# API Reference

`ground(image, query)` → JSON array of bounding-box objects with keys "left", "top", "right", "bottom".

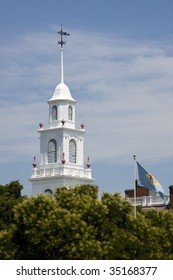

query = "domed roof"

[{"left": 48, "top": 82, "right": 75, "bottom": 102}]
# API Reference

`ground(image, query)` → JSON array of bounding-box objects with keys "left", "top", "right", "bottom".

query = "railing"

[
  {"left": 31, "top": 165, "right": 92, "bottom": 179},
  {"left": 126, "top": 195, "right": 170, "bottom": 207}
]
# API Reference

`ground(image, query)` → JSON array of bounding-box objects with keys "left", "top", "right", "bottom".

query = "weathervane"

[
  {"left": 57, "top": 25, "right": 70, "bottom": 83},
  {"left": 58, "top": 24, "right": 70, "bottom": 49}
]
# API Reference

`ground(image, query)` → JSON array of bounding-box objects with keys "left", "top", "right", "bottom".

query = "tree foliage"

[
  {"left": 0, "top": 182, "right": 173, "bottom": 259},
  {"left": 0, "top": 181, "right": 23, "bottom": 230}
]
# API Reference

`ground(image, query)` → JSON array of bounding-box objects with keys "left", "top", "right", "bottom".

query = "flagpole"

[{"left": 133, "top": 155, "right": 137, "bottom": 218}]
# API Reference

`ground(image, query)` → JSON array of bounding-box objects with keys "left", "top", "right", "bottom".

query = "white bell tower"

[{"left": 29, "top": 26, "right": 94, "bottom": 195}]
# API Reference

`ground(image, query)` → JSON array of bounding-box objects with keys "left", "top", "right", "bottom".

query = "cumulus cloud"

[{"left": 0, "top": 28, "right": 173, "bottom": 166}]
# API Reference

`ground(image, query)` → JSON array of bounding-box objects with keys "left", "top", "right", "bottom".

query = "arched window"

[
  {"left": 68, "top": 105, "right": 73, "bottom": 121},
  {"left": 69, "top": 139, "right": 77, "bottom": 163},
  {"left": 48, "top": 139, "right": 57, "bottom": 163},
  {"left": 44, "top": 189, "right": 53, "bottom": 195},
  {"left": 52, "top": 105, "right": 57, "bottom": 120}
]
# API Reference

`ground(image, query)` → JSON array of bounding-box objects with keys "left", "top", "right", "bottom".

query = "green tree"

[
  {"left": 5, "top": 194, "right": 102, "bottom": 259},
  {"left": 100, "top": 193, "right": 135, "bottom": 259},
  {"left": 143, "top": 209, "right": 173, "bottom": 259},
  {"left": 0, "top": 183, "right": 173, "bottom": 260},
  {"left": 0, "top": 181, "right": 23, "bottom": 230}
]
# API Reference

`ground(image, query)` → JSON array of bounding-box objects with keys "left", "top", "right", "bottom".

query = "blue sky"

[{"left": 0, "top": 0, "right": 173, "bottom": 196}]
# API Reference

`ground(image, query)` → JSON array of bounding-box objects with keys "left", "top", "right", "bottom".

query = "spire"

[
  {"left": 57, "top": 25, "right": 70, "bottom": 84},
  {"left": 49, "top": 26, "right": 74, "bottom": 102}
]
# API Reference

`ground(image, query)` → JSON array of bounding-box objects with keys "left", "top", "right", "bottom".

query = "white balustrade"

[{"left": 126, "top": 195, "right": 170, "bottom": 207}]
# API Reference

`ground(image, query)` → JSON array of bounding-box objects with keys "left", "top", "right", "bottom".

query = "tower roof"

[{"left": 48, "top": 82, "right": 75, "bottom": 102}]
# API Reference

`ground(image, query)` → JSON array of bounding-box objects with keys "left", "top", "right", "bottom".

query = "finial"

[
  {"left": 39, "top": 122, "right": 43, "bottom": 129},
  {"left": 62, "top": 152, "right": 66, "bottom": 164},
  {"left": 80, "top": 123, "right": 84, "bottom": 129},
  {"left": 86, "top": 157, "right": 91, "bottom": 169},
  {"left": 33, "top": 156, "right": 37, "bottom": 168},
  {"left": 61, "top": 119, "right": 65, "bottom": 126},
  {"left": 58, "top": 24, "right": 70, "bottom": 49}
]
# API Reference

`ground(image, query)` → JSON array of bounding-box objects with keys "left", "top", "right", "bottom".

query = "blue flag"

[{"left": 137, "top": 162, "right": 165, "bottom": 199}]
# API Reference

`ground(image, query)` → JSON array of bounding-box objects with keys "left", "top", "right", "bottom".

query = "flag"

[{"left": 137, "top": 161, "right": 165, "bottom": 199}]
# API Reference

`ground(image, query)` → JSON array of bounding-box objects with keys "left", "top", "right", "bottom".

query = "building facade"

[{"left": 29, "top": 27, "right": 94, "bottom": 195}]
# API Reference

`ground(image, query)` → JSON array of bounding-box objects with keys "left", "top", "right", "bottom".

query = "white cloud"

[{"left": 0, "top": 28, "right": 173, "bottom": 166}]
